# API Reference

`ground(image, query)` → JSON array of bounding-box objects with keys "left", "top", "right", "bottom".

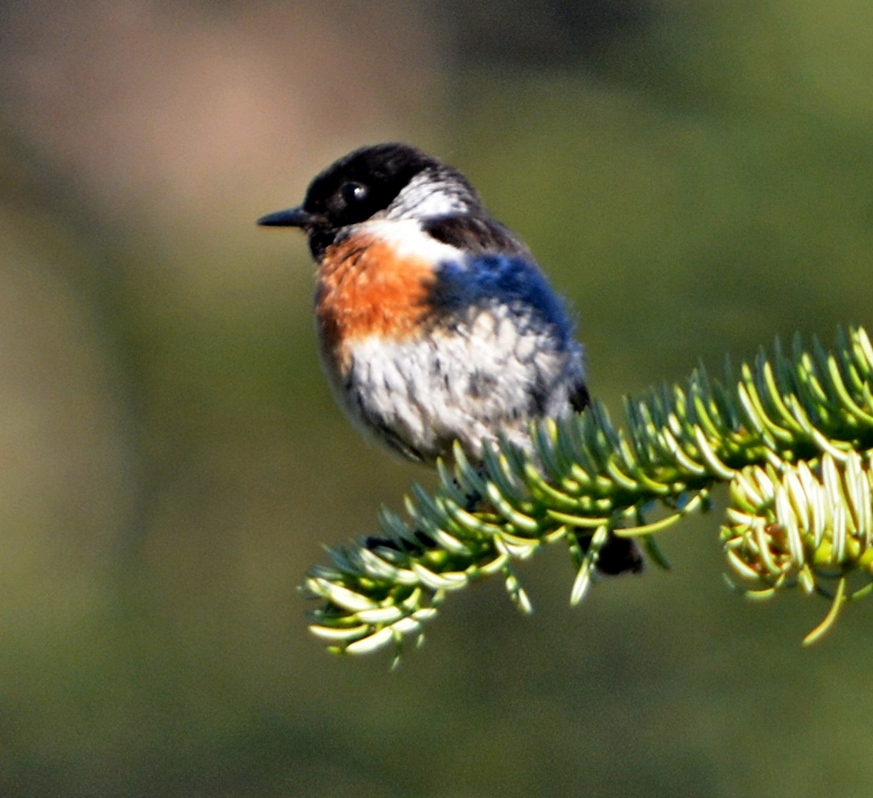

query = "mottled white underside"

[{"left": 327, "top": 303, "right": 585, "bottom": 463}]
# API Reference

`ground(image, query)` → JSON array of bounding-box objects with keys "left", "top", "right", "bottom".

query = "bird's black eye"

[{"left": 341, "top": 182, "right": 369, "bottom": 204}]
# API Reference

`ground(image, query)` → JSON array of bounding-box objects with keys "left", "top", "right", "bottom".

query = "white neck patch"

[
  {"left": 357, "top": 218, "right": 461, "bottom": 262},
  {"left": 383, "top": 171, "right": 478, "bottom": 221}
]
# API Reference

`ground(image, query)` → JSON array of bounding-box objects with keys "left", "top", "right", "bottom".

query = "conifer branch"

[{"left": 304, "top": 327, "right": 873, "bottom": 660}]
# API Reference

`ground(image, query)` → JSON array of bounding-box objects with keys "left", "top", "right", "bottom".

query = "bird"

[{"left": 258, "top": 142, "right": 642, "bottom": 574}]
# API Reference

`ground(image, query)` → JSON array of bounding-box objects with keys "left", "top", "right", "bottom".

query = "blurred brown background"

[{"left": 1, "top": 1, "right": 872, "bottom": 795}]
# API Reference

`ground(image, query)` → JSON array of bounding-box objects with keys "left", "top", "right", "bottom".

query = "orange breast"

[{"left": 314, "top": 234, "right": 436, "bottom": 369}]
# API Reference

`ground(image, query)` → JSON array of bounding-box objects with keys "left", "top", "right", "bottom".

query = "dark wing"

[
  {"left": 569, "top": 379, "right": 590, "bottom": 413},
  {"left": 423, "top": 215, "right": 533, "bottom": 259}
]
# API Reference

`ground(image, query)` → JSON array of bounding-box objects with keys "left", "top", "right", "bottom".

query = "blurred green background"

[{"left": 1, "top": 1, "right": 872, "bottom": 795}]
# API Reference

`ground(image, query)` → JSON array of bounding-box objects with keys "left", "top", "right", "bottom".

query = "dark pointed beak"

[{"left": 257, "top": 206, "right": 315, "bottom": 228}]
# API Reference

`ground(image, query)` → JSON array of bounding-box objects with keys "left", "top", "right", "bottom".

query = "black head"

[{"left": 257, "top": 143, "right": 480, "bottom": 259}]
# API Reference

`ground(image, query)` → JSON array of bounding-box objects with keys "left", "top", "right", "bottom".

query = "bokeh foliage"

[{"left": 1, "top": 1, "right": 873, "bottom": 796}]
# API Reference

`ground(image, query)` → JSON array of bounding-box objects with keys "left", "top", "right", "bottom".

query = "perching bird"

[{"left": 259, "top": 143, "right": 641, "bottom": 574}]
